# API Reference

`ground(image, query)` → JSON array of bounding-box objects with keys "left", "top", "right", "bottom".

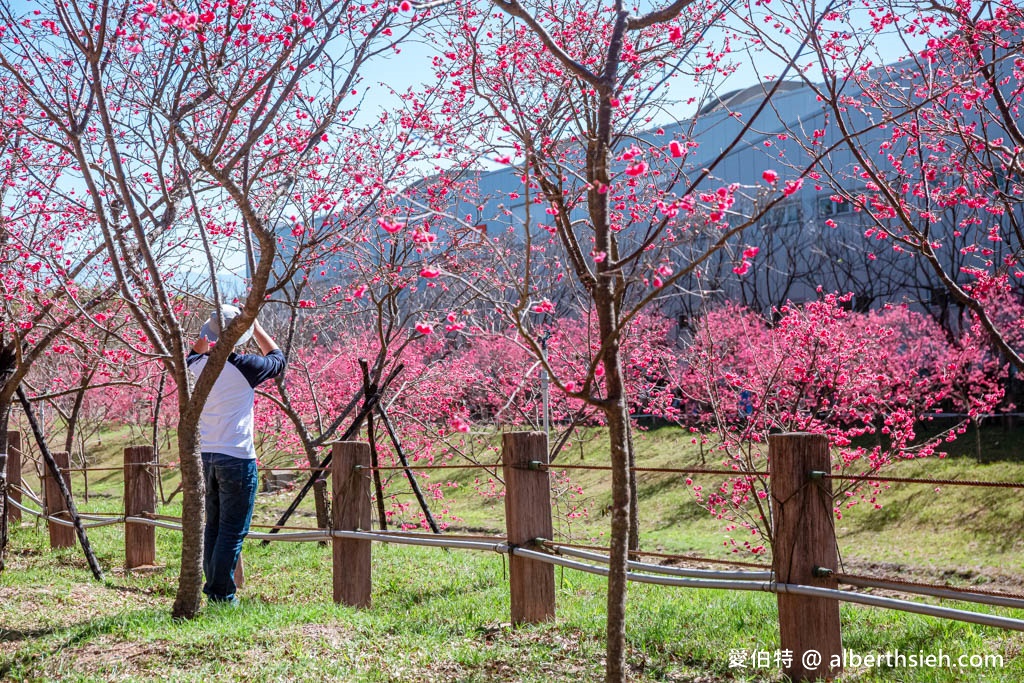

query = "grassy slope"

[
  {"left": 440, "top": 426, "right": 1024, "bottom": 575},
  {"left": 2, "top": 425, "right": 1024, "bottom": 681}
]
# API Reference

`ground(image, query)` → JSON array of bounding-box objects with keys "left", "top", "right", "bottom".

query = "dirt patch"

[
  {"left": 64, "top": 637, "right": 174, "bottom": 675},
  {"left": 0, "top": 580, "right": 164, "bottom": 637},
  {"left": 290, "top": 622, "right": 354, "bottom": 649}
]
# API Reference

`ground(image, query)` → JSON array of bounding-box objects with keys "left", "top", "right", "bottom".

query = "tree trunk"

[
  {"left": 0, "top": 397, "right": 10, "bottom": 573},
  {"left": 151, "top": 371, "right": 167, "bottom": 504},
  {"left": 973, "top": 416, "right": 983, "bottom": 461},
  {"left": 310, "top": 447, "right": 331, "bottom": 531},
  {"left": 625, "top": 419, "right": 639, "bottom": 551},
  {"left": 171, "top": 419, "right": 205, "bottom": 618},
  {"left": 63, "top": 369, "right": 92, "bottom": 454},
  {"left": 16, "top": 385, "right": 104, "bottom": 580},
  {"left": 603, "top": 390, "right": 632, "bottom": 682},
  {"left": 596, "top": 293, "right": 631, "bottom": 683}
]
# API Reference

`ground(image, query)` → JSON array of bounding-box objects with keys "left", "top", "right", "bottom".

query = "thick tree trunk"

[{"left": 171, "top": 419, "right": 205, "bottom": 618}]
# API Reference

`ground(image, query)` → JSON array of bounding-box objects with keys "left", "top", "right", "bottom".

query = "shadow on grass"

[
  {"left": 840, "top": 474, "right": 1024, "bottom": 550},
  {"left": 0, "top": 608, "right": 166, "bottom": 679},
  {"left": 636, "top": 475, "right": 714, "bottom": 527},
  {"left": 0, "top": 625, "right": 64, "bottom": 643},
  {"left": 377, "top": 570, "right": 500, "bottom": 612}
]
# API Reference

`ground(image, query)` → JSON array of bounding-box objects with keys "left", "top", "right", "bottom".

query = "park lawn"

[{"left": 2, "top": 425, "right": 1024, "bottom": 681}]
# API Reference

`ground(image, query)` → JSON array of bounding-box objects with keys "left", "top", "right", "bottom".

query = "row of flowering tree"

[
  {"left": 0, "top": 0, "right": 434, "bottom": 617},
  {"left": 1, "top": 0, "right": 1021, "bottom": 680},
  {"left": 62, "top": 297, "right": 1007, "bottom": 541},
  {"left": 651, "top": 294, "right": 1005, "bottom": 553}
]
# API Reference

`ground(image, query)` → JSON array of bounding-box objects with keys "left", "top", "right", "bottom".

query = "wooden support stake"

[
  {"left": 770, "top": 433, "right": 842, "bottom": 681},
  {"left": 264, "top": 361, "right": 403, "bottom": 541},
  {"left": 331, "top": 441, "right": 371, "bottom": 607},
  {"left": 502, "top": 431, "right": 555, "bottom": 625},
  {"left": 6, "top": 431, "right": 20, "bottom": 525},
  {"left": 124, "top": 445, "right": 157, "bottom": 568},
  {"left": 43, "top": 450, "right": 75, "bottom": 549}
]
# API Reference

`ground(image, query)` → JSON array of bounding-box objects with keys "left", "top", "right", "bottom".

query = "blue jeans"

[{"left": 202, "top": 452, "right": 258, "bottom": 602}]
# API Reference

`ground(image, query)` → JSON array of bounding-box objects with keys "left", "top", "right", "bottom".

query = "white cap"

[{"left": 199, "top": 304, "right": 254, "bottom": 347}]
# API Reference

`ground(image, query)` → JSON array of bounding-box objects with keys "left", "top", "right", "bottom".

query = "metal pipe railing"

[{"left": 547, "top": 543, "right": 773, "bottom": 580}]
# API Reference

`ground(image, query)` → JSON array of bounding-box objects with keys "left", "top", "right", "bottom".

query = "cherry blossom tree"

[
  {"left": 0, "top": 0, "right": 423, "bottom": 617},
  {"left": 249, "top": 95, "right": 492, "bottom": 528},
  {"left": 658, "top": 295, "right": 1003, "bottom": 552},
  {"left": 412, "top": 0, "right": 868, "bottom": 675},
  {"left": 0, "top": 99, "right": 116, "bottom": 570},
  {"left": 768, "top": 0, "right": 1024, "bottom": 362}
]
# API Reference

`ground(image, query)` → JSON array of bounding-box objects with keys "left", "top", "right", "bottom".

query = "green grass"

[{"left": 3, "top": 425, "right": 1024, "bottom": 680}]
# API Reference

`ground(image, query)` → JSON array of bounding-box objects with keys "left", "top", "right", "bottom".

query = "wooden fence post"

[
  {"left": 502, "top": 431, "right": 555, "bottom": 625},
  {"left": 42, "top": 450, "right": 75, "bottom": 549},
  {"left": 331, "top": 441, "right": 371, "bottom": 607},
  {"left": 5, "top": 431, "right": 20, "bottom": 525},
  {"left": 770, "top": 433, "right": 842, "bottom": 681},
  {"left": 124, "top": 445, "right": 157, "bottom": 568}
]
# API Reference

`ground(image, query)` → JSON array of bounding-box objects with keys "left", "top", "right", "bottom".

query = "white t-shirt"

[{"left": 187, "top": 349, "right": 286, "bottom": 459}]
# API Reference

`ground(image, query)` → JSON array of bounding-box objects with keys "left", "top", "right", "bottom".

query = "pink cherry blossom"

[
  {"left": 624, "top": 161, "right": 647, "bottom": 177},
  {"left": 782, "top": 178, "right": 803, "bottom": 197},
  {"left": 377, "top": 217, "right": 404, "bottom": 233},
  {"left": 532, "top": 300, "right": 555, "bottom": 314}
]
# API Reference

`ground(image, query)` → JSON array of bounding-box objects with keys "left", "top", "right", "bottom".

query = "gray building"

[{"left": 452, "top": 59, "right": 1021, "bottom": 330}]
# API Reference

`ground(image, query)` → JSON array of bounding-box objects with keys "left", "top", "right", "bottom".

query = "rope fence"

[
  {"left": 24, "top": 454, "right": 1024, "bottom": 490},
  {"left": 13, "top": 488, "right": 1024, "bottom": 632},
  {"left": 4, "top": 431, "right": 1024, "bottom": 680},
  {"left": 814, "top": 471, "right": 1024, "bottom": 489}
]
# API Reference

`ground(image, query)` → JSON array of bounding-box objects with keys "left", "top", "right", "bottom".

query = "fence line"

[
  {"left": 538, "top": 463, "right": 771, "bottom": 476},
  {"left": 538, "top": 539, "right": 771, "bottom": 569},
  {"left": 815, "top": 471, "right": 1024, "bottom": 489},
  {"left": 5, "top": 432, "right": 1024, "bottom": 682},
  {"left": 771, "top": 582, "right": 1024, "bottom": 633},
  {"left": 31, "top": 458, "right": 1024, "bottom": 489},
  {"left": 511, "top": 547, "right": 1024, "bottom": 633},
  {"left": 834, "top": 572, "right": 1024, "bottom": 610},
  {"left": 544, "top": 543, "right": 773, "bottom": 580},
  {"left": 13, "top": 490, "right": 1024, "bottom": 615}
]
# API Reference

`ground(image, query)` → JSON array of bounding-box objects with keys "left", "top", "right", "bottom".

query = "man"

[{"left": 188, "top": 305, "right": 286, "bottom": 605}]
